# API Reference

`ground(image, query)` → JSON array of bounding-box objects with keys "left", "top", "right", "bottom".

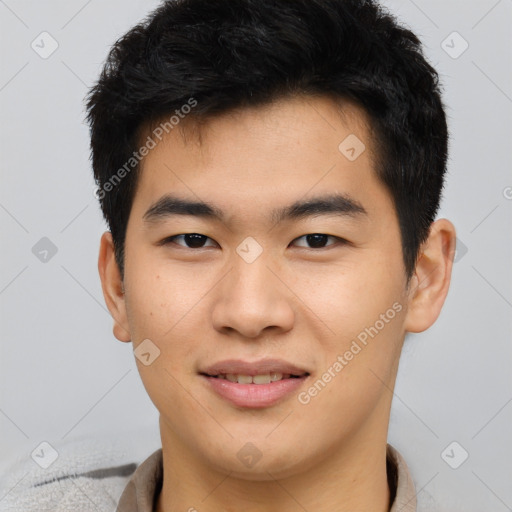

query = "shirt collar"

[
  {"left": 117, "top": 444, "right": 416, "bottom": 511},
  {"left": 387, "top": 444, "right": 417, "bottom": 511}
]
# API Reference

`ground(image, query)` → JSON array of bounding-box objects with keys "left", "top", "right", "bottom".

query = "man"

[
  {"left": 90, "top": 0, "right": 457, "bottom": 510},
  {"left": 2, "top": 0, "right": 456, "bottom": 510}
]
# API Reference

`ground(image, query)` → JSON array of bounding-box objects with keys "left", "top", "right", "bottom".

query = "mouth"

[
  {"left": 199, "top": 359, "right": 310, "bottom": 408},
  {"left": 200, "top": 372, "right": 307, "bottom": 384}
]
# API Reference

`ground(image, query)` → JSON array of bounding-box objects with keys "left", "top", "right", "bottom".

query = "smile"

[{"left": 199, "top": 358, "right": 310, "bottom": 408}]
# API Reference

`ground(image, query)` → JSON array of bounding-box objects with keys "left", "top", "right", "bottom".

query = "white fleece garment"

[{"left": 0, "top": 430, "right": 160, "bottom": 512}]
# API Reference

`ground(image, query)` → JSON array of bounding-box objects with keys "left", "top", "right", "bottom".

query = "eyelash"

[{"left": 159, "top": 233, "right": 346, "bottom": 250}]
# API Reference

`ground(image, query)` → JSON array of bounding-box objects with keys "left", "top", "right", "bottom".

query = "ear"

[
  {"left": 404, "top": 219, "right": 456, "bottom": 333},
  {"left": 98, "top": 231, "right": 131, "bottom": 342}
]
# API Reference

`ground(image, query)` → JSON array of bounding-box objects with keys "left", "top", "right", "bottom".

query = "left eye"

[{"left": 291, "top": 234, "right": 340, "bottom": 249}]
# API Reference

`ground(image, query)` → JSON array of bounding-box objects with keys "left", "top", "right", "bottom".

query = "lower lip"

[{"left": 201, "top": 375, "right": 308, "bottom": 408}]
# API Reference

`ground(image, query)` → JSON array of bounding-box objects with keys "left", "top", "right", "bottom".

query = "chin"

[{"left": 203, "top": 444, "right": 311, "bottom": 481}]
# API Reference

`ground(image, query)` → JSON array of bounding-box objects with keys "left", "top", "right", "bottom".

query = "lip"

[
  {"left": 200, "top": 358, "right": 309, "bottom": 377},
  {"left": 201, "top": 374, "right": 309, "bottom": 408},
  {"left": 199, "top": 358, "right": 310, "bottom": 409}
]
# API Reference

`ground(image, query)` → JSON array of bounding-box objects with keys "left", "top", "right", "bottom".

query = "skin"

[{"left": 98, "top": 95, "right": 456, "bottom": 512}]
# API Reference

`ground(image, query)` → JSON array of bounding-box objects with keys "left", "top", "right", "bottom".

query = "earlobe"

[
  {"left": 404, "top": 219, "right": 456, "bottom": 333},
  {"left": 98, "top": 232, "right": 131, "bottom": 343}
]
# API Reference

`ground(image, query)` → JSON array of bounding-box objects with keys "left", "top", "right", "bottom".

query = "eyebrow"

[{"left": 143, "top": 193, "right": 367, "bottom": 225}]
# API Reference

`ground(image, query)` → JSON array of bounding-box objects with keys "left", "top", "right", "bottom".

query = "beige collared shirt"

[{"left": 116, "top": 444, "right": 417, "bottom": 511}]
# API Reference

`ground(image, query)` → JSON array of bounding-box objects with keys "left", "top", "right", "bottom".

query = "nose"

[{"left": 211, "top": 256, "right": 295, "bottom": 339}]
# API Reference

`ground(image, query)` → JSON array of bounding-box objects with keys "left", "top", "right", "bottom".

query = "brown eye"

[
  {"left": 292, "top": 234, "right": 341, "bottom": 249},
  {"left": 161, "top": 233, "right": 217, "bottom": 248}
]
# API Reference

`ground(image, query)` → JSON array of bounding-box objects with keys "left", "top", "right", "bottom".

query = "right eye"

[{"left": 159, "top": 233, "right": 218, "bottom": 249}]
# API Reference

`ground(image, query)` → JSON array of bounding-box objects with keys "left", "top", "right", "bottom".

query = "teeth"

[
  {"left": 253, "top": 374, "right": 271, "bottom": 384},
  {"left": 237, "top": 375, "right": 253, "bottom": 384},
  {"left": 218, "top": 372, "right": 286, "bottom": 384}
]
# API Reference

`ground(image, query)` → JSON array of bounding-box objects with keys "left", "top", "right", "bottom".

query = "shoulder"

[{"left": 0, "top": 432, "right": 159, "bottom": 512}]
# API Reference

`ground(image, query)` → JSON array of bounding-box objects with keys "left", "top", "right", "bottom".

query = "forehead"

[{"left": 131, "top": 95, "right": 393, "bottom": 224}]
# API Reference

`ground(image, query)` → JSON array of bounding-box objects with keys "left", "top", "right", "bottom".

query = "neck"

[{"left": 156, "top": 422, "right": 391, "bottom": 512}]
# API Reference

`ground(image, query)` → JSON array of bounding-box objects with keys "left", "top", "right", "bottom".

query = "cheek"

[
  {"left": 123, "top": 257, "right": 213, "bottom": 389},
  {"left": 290, "top": 255, "right": 407, "bottom": 412},
  {"left": 292, "top": 256, "right": 405, "bottom": 336},
  {"left": 124, "top": 250, "right": 203, "bottom": 337},
  {"left": 295, "top": 304, "right": 406, "bottom": 442}
]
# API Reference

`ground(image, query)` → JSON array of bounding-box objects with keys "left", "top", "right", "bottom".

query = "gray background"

[{"left": 1, "top": 0, "right": 511, "bottom": 510}]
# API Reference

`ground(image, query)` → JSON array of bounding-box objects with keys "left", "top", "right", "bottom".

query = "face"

[{"left": 100, "top": 95, "right": 438, "bottom": 480}]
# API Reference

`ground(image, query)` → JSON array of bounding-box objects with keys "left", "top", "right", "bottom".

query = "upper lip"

[{"left": 200, "top": 358, "right": 310, "bottom": 377}]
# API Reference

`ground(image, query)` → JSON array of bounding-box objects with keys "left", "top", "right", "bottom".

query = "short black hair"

[{"left": 86, "top": 0, "right": 448, "bottom": 280}]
